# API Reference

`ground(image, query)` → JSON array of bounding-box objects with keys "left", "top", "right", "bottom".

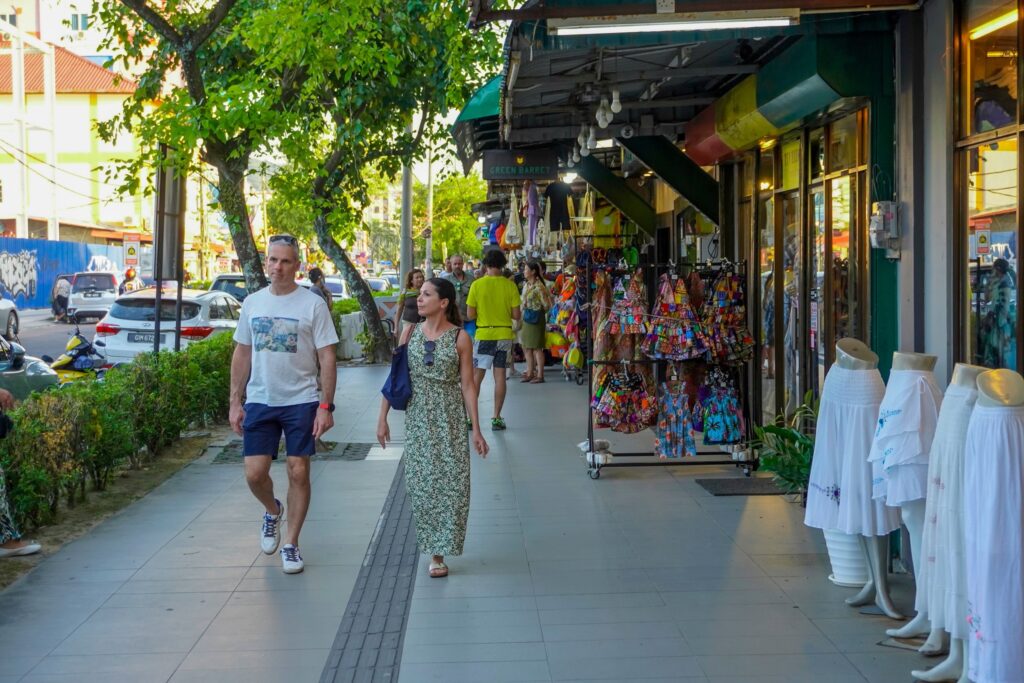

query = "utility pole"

[
  {"left": 198, "top": 178, "right": 208, "bottom": 280},
  {"left": 425, "top": 144, "right": 434, "bottom": 277},
  {"left": 399, "top": 123, "right": 414, "bottom": 276}
]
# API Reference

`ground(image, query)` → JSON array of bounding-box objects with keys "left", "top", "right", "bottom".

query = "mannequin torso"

[
  {"left": 951, "top": 363, "right": 988, "bottom": 390},
  {"left": 977, "top": 369, "right": 1024, "bottom": 407},
  {"left": 836, "top": 338, "right": 878, "bottom": 370},
  {"left": 892, "top": 351, "right": 937, "bottom": 372}
]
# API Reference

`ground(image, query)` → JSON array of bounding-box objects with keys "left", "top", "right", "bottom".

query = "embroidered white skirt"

[
  {"left": 964, "top": 404, "right": 1024, "bottom": 683},
  {"left": 869, "top": 369, "right": 943, "bottom": 506},
  {"left": 807, "top": 365, "right": 900, "bottom": 536},
  {"left": 915, "top": 384, "right": 977, "bottom": 639}
]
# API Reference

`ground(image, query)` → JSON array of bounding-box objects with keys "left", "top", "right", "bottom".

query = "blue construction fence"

[{"left": 0, "top": 237, "right": 140, "bottom": 309}]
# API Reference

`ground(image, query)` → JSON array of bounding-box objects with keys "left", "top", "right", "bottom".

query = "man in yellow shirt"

[{"left": 466, "top": 249, "right": 522, "bottom": 431}]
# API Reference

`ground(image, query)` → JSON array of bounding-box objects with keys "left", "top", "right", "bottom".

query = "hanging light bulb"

[
  {"left": 597, "top": 98, "right": 611, "bottom": 129},
  {"left": 610, "top": 89, "right": 622, "bottom": 114},
  {"left": 577, "top": 124, "right": 587, "bottom": 147},
  {"left": 587, "top": 125, "right": 598, "bottom": 149},
  {"left": 572, "top": 145, "right": 581, "bottom": 163},
  {"left": 580, "top": 145, "right": 591, "bottom": 157}
]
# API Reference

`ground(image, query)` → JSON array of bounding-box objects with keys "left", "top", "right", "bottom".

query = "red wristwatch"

[{"left": 319, "top": 402, "right": 335, "bottom": 412}]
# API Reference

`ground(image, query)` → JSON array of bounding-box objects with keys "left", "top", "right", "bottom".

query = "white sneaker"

[
  {"left": 0, "top": 542, "right": 41, "bottom": 558},
  {"left": 260, "top": 499, "right": 283, "bottom": 554},
  {"left": 280, "top": 544, "right": 304, "bottom": 574}
]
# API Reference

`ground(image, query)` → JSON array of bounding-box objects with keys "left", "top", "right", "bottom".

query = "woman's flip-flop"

[{"left": 428, "top": 562, "right": 448, "bottom": 578}]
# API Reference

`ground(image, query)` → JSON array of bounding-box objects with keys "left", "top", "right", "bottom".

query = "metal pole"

[
  {"left": 425, "top": 145, "right": 434, "bottom": 277},
  {"left": 44, "top": 48, "right": 58, "bottom": 240},
  {"left": 12, "top": 31, "right": 28, "bottom": 238},
  {"left": 174, "top": 173, "right": 186, "bottom": 352},
  {"left": 153, "top": 147, "right": 167, "bottom": 355},
  {"left": 399, "top": 124, "right": 414, "bottom": 277}
]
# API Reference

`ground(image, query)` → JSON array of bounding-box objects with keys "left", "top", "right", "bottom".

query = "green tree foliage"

[
  {"left": 413, "top": 171, "right": 486, "bottom": 262},
  {"left": 93, "top": 0, "right": 307, "bottom": 292},
  {"left": 365, "top": 218, "right": 401, "bottom": 267},
  {"left": 243, "top": 0, "right": 500, "bottom": 359}
]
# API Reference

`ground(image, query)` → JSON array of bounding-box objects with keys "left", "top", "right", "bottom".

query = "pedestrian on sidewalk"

[
  {"left": 440, "top": 255, "right": 475, "bottom": 337},
  {"left": 394, "top": 268, "right": 425, "bottom": 342},
  {"left": 229, "top": 235, "right": 339, "bottom": 574},
  {"left": 520, "top": 260, "right": 553, "bottom": 384},
  {"left": 0, "top": 388, "right": 41, "bottom": 559},
  {"left": 466, "top": 250, "right": 522, "bottom": 431},
  {"left": 308, "top": 267, "right": 333, "bottom": 309},
  {"left": 377, "top": 278, "right": 488, "bottom": 578}
]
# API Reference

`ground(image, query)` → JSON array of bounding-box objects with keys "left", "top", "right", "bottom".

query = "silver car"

[{"left": 68, "top": 272, "right": 119, "bottom": 322}]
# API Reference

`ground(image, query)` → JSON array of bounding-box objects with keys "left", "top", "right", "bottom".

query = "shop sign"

[
  {"left": 977, "top": 227, "right": 991, "bottom": 255},
  {"left": 124, "top": 234, "right": 140, "bottom": 266},
  {"left": 482, "top": 149, "right": 558, "bottom": 180}
]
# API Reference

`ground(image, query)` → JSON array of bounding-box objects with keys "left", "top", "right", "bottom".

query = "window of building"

[
  {"left": 0, "top": 179, "right": 4, "bottom": 203},
  {"left": 70, "top": 14, "right": 90, "bottom": 31},
  {"left": 961, "top": 1, "right": 1017, "bottom": 137},
  {"left": 5, "top": 14, "right": 16, "bottom": 26}
]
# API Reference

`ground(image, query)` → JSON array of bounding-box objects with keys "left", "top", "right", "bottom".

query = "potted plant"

[{"left": 752, "top": 390, "right": 818, "bottom": 500}]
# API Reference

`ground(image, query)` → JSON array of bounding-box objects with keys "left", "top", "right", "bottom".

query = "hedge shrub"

[{"left": 0, "top": 332, "right": 234, "bottom": 530}]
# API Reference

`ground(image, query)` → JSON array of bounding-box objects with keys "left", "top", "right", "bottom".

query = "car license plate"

[
  {"left": 128, "top": 333, "right": 163, "bottom": 344},
  {"left": 84, "top": 292, "right": 101, "bottom": 298}
]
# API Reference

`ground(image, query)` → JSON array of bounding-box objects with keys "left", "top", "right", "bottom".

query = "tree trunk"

[
  {"left": 212, "top": 159, "right": 268, "bottom": 293},
  {"left": 313, "top": 212, "right": 392, "bottom": 362}
]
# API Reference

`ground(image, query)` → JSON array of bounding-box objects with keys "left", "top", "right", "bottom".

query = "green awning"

[
  {"left": 453, "top": 75, "right": 502, "bottom": 174},
  {"left": 455, "top": 75, "right": 501, "bottom": 123}
]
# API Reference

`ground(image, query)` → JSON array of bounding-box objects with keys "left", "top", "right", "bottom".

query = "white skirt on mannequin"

[
  {"left": 916, "top": 383, "right": 977, "bottom": 639},
  {"left": 869, "top": 369, "right": 943, "bottom": 506},
  {"left": 810, "top": 365, "right": 900, "bottom": 536},
  {"left": 964, "top": 404, "right": 1024, "bottom": 683}
]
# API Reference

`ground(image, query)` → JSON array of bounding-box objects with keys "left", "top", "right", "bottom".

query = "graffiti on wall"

[
  {"left": 0, "top": 250, "right": 38, "bottom": 301},
  {"left": 0, "top": 238, "right": 126, "bottom": 309}
]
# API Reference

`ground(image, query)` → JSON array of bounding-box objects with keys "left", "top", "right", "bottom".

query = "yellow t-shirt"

[{"left": 466, "top": 275, "right": 521, "bottom": 341}]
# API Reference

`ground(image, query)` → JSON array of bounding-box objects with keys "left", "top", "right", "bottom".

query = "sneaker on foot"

[
  {"left": 260, "top": 499, "right": 283, "bottom": 554},
  {"left": 491, "top": 417, "right": 507, "bottom": 431},
  {"left": 281, "top": 544, "right": 304, "bottom": 574}
]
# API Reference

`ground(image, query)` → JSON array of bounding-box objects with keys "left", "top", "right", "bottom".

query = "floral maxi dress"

[{"left": 404, "top": 325, "right": 471, "bottom": 556}]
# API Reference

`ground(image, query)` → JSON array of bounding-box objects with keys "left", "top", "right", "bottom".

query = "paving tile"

[
  {"left": 546, "top": 655, "right": 704, "bottom": 681},
  {"left": 0, "top": 655, "right": 42, "bottom": 677},
  {"left": 401, "top": 642, "right": 548, "bottom": 664},
  {"left": 538, "top": 605, "right": 678, "bottom": 625},
  {"left": 535, "top": 592, "right": 666, "bottom": 610},
  {"left": 407, "top": 608, "right": 540, "bottom": 630},
  {"left": 20, "top": 673, "right": 173, "bottom": 683},
  {"left": 398, "top": 660, "right": 551, "bottom": 682},
  {"left": 410, "top": 595, "right": 538, "bottom": 613},
  {"left": 845, "top": 651, "right": 932, "bottom": 683},
  {"left": 685, "top": 633, "right": 837, "bottom": 656},
  {"left": 177, "top": 648, "right": 330, "bottom": 670},
  {"left": 402, "top": 624, "right": 543, "bottom": 646},
  {"left": 28, "top": 652, "right": 186, "bottom": 676},
  {"left": 169, "top": 667, "right": 323, "bottom": 683},
  {"left": 696, "top": 653, "right": 862, "bottom": 678},
  {"left": 541, "top": 621, "right": 681, "bottom": 642},
  {"left": 192, "top": 614, "right": 341, "bottom": 651},
  {"left": 544, "top": 637, "right": 691, "bottom": 660}
]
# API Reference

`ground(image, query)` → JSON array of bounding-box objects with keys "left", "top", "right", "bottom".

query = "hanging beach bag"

[
  {"left": 381, "top": 344, "right": 412, "bottom": 410},
  {"left": 504, "top": 192, "right": 525, "bottom": 249}
]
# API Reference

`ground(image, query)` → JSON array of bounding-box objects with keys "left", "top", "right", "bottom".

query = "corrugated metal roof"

[{"left": 0, "top": 44, "right": 136, "bottom": 94}]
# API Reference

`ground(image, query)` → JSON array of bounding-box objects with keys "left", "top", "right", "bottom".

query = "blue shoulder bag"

[{"left": 381, "top": 344, "right": 412, "bottom": 410}]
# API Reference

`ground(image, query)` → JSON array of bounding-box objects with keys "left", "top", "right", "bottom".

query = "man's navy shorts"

[{"left": 242, "top": 401, "right": 319, "bottom": 458}]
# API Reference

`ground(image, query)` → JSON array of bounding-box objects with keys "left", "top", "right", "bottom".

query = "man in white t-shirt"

[{"left": 230, "top": 235, "right": 339, "bottom": 574}]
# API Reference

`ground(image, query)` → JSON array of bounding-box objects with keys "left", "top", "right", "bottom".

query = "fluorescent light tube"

[
  {"left": 552, "top": 17, "right": 795, "bottom": 36},
  {"left": 970, "top": 10, "right": 1017, "bottom": 41}
]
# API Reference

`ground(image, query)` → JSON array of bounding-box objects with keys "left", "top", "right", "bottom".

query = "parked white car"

[
  {"left": 298, "top": 276, "right": 350, "bottom": 299},
  {"left": 68, "top": 272, "right": 119, "bottom": 322},
  {"left": 93, "top": 289, "right": 241, "bottom": 364}
]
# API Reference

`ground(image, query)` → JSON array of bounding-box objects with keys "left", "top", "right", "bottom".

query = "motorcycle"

[{"left": 41, "top": 325, "right": 108, "bottom": 384}]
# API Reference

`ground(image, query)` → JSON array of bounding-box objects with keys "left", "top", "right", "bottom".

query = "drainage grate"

[
  {"left": 211, "top": 440, "right": 372, "bottom": 464},
  {"left": 320, "top": 459, "right": 418, "bottom": 683}
]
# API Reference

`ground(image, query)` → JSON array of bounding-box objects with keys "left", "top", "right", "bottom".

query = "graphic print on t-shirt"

[{"left": 251, "top": 316, "right": 299, "bottom": 353}]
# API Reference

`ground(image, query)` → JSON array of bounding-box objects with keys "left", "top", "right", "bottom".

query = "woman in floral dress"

[{"left": 377, "top": 278, "right": 488, "bottom": 578}]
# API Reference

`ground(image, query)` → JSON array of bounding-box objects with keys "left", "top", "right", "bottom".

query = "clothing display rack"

[{"left": 582, "top": 258, "right": 759, "bottom": 480}]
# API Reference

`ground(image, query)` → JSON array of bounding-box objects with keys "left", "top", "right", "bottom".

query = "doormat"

[
  {"left": 211, "top": 439, "right": 373, "bottom": 464},
  {"left": 696, "top": 477, "right": 784, "bottom": 496}
]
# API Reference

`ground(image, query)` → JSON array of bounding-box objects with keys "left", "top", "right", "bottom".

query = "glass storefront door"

[{"left": 750, "top": 111, "right": 868, "bottom": 424}]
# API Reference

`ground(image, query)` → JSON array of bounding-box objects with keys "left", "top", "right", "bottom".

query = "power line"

[
  {"left": 0, "top": 137, "right": 106, "bottom": 200},
  {"left": 0, "top": 137, "right": 102, "bottom": 183}
]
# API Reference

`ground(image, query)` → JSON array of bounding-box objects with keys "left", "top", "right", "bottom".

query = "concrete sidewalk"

[{"left": 0, "top": 365, "right": 931, "bottom": 682}]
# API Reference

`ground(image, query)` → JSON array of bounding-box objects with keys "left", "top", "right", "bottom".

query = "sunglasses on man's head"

[
  {"left": 269, "top": 235, "right": 298, "bottom": 246},
  {"left": 423, "top": 340, "right": 436, "bottom": 367}
]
